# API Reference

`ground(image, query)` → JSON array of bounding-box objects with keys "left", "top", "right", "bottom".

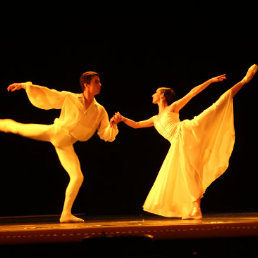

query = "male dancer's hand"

[{"left": 7, "top": 82, "right": 30, "bottom": 92}]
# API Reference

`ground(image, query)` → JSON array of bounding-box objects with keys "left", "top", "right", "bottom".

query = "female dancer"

[{"left": 112, "top": 64, "right": 257, "bottom": 219}]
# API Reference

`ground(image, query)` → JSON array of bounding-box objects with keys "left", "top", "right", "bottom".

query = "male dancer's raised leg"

[{"left": 0, "top": 119, "right": 52, "bottom": 141}]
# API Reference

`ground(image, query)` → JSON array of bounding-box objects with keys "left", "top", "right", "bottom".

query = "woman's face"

[{"left": 152, "top": 89, "right": 163, "bottom": 104}]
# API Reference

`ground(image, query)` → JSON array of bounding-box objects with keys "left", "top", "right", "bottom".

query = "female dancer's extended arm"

[
  {"left": 111, "top": 113, "right": 154, "bottom": 129},
  {"left": 171, "top": 74, "right": 226, "bottom": 113},
  {"left": 172, "top": 64, "right": 258, "bottom": 111}
]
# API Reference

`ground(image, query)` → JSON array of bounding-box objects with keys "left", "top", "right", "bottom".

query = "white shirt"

[{"left": 24, "top": 82, "right": 118, "bottom": 142}]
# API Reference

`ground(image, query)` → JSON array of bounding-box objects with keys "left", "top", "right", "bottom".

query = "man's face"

[{"left": 84, "top": 76, "right": 102, "bottom": 95}]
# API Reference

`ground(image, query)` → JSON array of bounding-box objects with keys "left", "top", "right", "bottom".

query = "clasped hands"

[{"left": 110, "top": 112, "right": 123, "bottom": 127}]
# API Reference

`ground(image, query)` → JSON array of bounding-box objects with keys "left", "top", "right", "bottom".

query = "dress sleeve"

[
  {"left": 97, "top": 108, "right": 119, "bottom": 142},
  {"left": 24, "top": 82, "right": 71, "bottom": 110}
]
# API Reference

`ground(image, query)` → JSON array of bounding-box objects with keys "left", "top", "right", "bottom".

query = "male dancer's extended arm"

[{"left": 8, "top": 81, "right": 70, "bottom": 110}]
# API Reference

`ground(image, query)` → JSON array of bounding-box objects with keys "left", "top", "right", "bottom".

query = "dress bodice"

[{"left": 154, "top": 110, "right": 180, "bottom": 142}]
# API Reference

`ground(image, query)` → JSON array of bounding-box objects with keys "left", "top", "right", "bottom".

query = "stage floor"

[
  {"left": 0, "top": 212, "right": 258, "bottom": 245},
  {"left": 1, "top": 213, "right": 258, "bottom": 257}
]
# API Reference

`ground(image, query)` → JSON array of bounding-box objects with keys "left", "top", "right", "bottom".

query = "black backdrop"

[{"left": 0, "top": 4, "right": 257, "bottom": 217}]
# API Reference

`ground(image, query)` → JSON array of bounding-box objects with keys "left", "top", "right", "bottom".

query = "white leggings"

[{"left": 0, "top": 119, "right": 84, "bottom": 216}]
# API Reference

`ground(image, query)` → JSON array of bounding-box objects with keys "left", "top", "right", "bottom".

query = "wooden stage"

[{"left": 0, "top": 212, "right": 258, "bottom": 257}]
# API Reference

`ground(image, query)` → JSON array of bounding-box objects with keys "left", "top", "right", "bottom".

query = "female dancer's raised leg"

[
  {"left": 231, "top": 64, "right": 258, "bottom": 97},
  {"left": 188, "top": 64, "right": 258, "bottom": 220}
]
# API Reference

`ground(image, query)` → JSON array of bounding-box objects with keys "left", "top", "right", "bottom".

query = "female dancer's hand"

[
  {"left": 7, "top": 82, "right": 27, "bottom": 92},
  {"left": 210, "top": 74, "right": 227, "bottom": 83},
  {"left": 110, "top": 112, "right": 123, "bottom": 127}
]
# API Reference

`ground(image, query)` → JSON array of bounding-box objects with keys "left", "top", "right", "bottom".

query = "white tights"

[{"left": 0, "top": 119, "right": 84, "bottom": 221}]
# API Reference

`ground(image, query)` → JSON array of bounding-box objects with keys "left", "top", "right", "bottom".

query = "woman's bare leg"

[
  {"left": 231, "top": 64, "right": 257, "bottom": 97},
  {"left": 55, "top": 145, "right": 84, "bottom": 223}
]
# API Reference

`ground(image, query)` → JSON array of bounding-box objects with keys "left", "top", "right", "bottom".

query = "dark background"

[{"left": 0, "top": 3, "right": 257, "bottom": 218}]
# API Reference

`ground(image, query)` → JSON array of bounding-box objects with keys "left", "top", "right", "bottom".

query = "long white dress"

[{"left": 143, "top": 89, "right": 235, "bottom": 218}]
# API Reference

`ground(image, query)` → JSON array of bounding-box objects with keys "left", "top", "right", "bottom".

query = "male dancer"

[{"left": 1, "top": 71, "right": 119, "bottom": 223}]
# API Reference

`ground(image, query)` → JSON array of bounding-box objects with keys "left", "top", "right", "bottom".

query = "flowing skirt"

[{"left": 143, "top": 89, "right": 235, "bottom": 218}]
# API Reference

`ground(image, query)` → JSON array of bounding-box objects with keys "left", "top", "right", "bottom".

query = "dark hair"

[
  {"left": 79, "top": 71, "right": 99, "bottom": 91},
  {"left": 158, "top": 87, "right": 176, "bottom": 105}
]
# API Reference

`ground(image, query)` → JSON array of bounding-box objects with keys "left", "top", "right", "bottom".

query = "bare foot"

[
  {"left": 60, "top": 214, "right": 84, "bottom": 223},
  {"left": 242, "top": 64, "right": 258, "bottom": 83}
]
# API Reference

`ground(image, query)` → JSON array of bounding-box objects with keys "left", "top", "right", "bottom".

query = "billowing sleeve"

[
  {"left": 97, "top": 108, "right": 119, "bottom": 142},
  {"left": 24, "top": 82, "right": 71, "bottom": 110}
]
